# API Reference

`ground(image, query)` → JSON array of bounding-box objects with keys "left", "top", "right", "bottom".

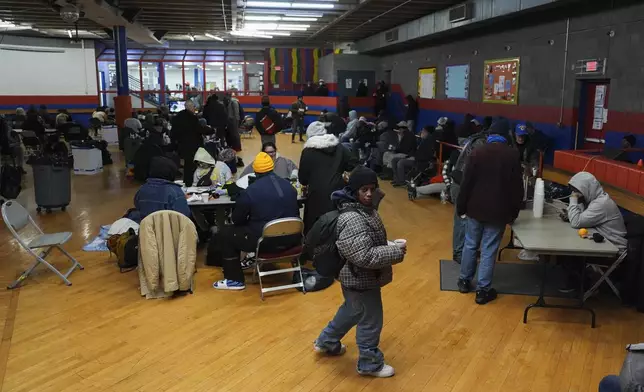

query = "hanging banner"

[
  {"left": 483, "top": 58, "right": 520, "bottom": 105},
  {"left": 418, "top": 67, "right": 437, "bottom": 99},
  {"left": 445, "top": 64, "right": 470, "bottom": 100}
]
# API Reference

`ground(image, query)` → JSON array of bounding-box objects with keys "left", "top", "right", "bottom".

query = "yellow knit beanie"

[{"left": 252, "top": 152, "right": 274, "bottom": 174}]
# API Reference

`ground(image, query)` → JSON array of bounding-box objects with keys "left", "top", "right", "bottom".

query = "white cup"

[
  {"left": 201, "top": 193, "right": 210, "bottom": 203},
  {"left": 394, "top": 239, "right": 407, "bottom": 248}
]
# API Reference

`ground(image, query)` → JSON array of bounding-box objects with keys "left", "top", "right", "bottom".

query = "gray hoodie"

[{"left": 568, "top": 172, "right": 627, "bottom": 250}]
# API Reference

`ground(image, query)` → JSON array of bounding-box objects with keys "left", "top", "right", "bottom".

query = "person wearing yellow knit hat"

[{"left": 212, "top": 151, "right": 301, "bottom": 291}]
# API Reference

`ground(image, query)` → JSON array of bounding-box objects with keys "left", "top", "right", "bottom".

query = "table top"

[
  {"left": 511, "top": 201, "right": 620, "bottom": 257},
  {"left": 13, "top": 128, "right": 58, "bottom": 134}
]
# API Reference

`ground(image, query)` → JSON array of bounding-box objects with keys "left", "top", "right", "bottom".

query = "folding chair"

[
  {"left": 251, "top": 217, "right": 305, "bottom": 300},
  {"left": 584, "top": 250, "right": 628, "bottom": 302},
  {"left": 2, "top": 200, "right": 83, "bottom": 289}
]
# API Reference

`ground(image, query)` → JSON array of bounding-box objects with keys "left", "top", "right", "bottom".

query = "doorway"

[
  {"left": 576, "top": 79, "right": 610, "bottom": 149},
  {"left": 383, "top": 70, "right": 392, "bottom": 87}
]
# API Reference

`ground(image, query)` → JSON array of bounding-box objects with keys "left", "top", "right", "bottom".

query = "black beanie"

[{"left": 348, "top": 166, "right": 379, "bottom": 192}]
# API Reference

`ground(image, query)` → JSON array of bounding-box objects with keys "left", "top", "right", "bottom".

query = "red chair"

[{"left": 252, "top": 217, "right": 306, "bottom": 300}]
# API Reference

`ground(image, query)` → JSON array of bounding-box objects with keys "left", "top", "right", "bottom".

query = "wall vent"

[
  {"left": 385, "top": 29, "right": 399, "bottom": 43},
  {"left": 449, "top": 3, "right": 473, "bottom": 23}
]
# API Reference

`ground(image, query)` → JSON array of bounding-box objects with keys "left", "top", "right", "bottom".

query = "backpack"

[
  {"left": 0, "top": 164, "right": 22, "bottom": 199},
  {"left": 292, "top": 267, "right": 334, "bottom": 292},
  {"left": 305, "top": 208, "right": 357, "bottom": 278},
  {"left": 107, "top": 228, "right": 139, "bottom": 272}
]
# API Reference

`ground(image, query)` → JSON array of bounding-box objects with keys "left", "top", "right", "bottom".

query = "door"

[
  {"left": 577, "top": 79, "right": 610, "bottom": 149},
  {"left": 336, "top": 70, "right": 375, "bottom": 97}
]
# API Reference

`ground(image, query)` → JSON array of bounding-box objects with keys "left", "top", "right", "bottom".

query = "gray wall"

[
  {"left": 318, "top": 53, "right": 379, "bottom": 83},
  {"left": 378, "top": 2, "right": 644, "bottom": 113}
]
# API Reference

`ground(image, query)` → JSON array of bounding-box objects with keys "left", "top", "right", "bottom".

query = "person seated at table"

[
  {"left": 55, "top": 111, "right": 70, "bottom": 127},
  {"left": 568, "top": 172, "right": 627, "bottom": 250},
  {"left": 13, "top": 107, "right": 26, "bottom": 128},
  {"left": 193, "top": 147, "right": 233, "bottom": 187},
  {"left": 380, "top": 121, "right": 416, "bottom": 180},
  {"left": 615, "top": 134, "right": 637, "bottom": 164},
  {"left": 132, "top": 156, "right": 191, "bottom": 223},
  {"left": 391, "top": 125, "right": 435, "bottom": 187},
  {"left": 92, "top": 107, "right": 107, "bottom": 124},
  {"left": 240, "top": 142, "right": 298, "bottom": 180},
  {"left": 38, "top": 105, "right": 53, "bottom": 127},
  {"left": 124, "top": 114, "right": 143, "bottom": 132},
  {"left": 212, "top": 152, "right": 300, "bottom": 290}
]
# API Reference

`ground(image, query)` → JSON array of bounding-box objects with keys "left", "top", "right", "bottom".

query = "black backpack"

[
  {"left": 305, "top": 208, "right": 357, "bottom": 278},
  {"left": 0, "top": 164, "right": 21, "bottom": 199}
]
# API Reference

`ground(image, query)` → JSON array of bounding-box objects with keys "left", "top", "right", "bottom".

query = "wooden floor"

[{"left": 0, "top": 133, "right": 642, "bottom": 392}]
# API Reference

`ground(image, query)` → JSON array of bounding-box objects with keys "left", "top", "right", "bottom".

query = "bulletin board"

[
  {"left": 483, "top": 58, "right": 520, "bottom": 105},
  {"left": 418, "top": 67, "right": 437, "bottom": 99},
  {"left": 445, "top": 64, "right": 470, "bottom": 100}
]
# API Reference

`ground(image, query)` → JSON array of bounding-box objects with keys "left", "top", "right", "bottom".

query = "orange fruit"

[{"left": 578, "top": 228, "right": 588, "bottom": 237}]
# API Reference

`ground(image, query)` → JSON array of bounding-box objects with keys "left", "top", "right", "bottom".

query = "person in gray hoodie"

[
  {"left": 568, "top": 172, "right": 627, "bottom": 250},
  {"left": 340, "top": 110, "right": 359, "bottom": 143}
]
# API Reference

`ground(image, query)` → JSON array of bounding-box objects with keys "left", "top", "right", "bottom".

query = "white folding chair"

[
  {"left": 584, "top": 249, "right": 628, "bottom": 302},
  {"left": 252, "top": 217, "right": 305, "bottom": 300},
  {"left": 2, "top": 200, "right": 83, "bottom": 288}
]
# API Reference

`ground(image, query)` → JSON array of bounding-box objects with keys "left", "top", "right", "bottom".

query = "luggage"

[
  {"left": 0, "top": 163, "right": 22, "bottom": 200},
  {"left": 32, "top": 163, "right": 71, "bottom": 213},
  {"left": 106, "top": 228, "right": 139, "bottom": 272}
]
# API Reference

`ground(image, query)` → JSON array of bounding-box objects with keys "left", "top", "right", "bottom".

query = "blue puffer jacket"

[
  {"left": 232, "top": 172, "right": 299, "bottom": 238},
  {"left": 134, "top": 179, "right": 191, "bottom": 223}
]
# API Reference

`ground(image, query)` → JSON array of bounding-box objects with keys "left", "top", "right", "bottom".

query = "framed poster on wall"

[
  {"left": 483, "top": 58, "right": 520, "bottom": 104},
  {"left": 445, "top": 64, "right": 470, "bottom": 99},
  {"left": 418, "top": 67, "right": 437, "bottom": 99}
]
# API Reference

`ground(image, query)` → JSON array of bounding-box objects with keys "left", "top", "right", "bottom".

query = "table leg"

[
  {"left": 215, "top": 206, "right": 227, "bottom": 232},
  {"left": 498, "top": 228, "right": 521, "bottom": 261}
]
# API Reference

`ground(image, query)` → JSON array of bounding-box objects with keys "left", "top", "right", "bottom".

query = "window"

[
  {"left": 141, "top": 62, "right": 162, "bottom": 91},
  {"left": 127, "top": 61, "right": 141, "bottom": 90},
  {"left": 205, "top": 62, "right": 224, "bottom": 93},
  {"left": 246, "top": 62, "right": 264, "bottom": 95},
  {"left": 226, "top": 62, "right": 244, "bottom": 94},
  {"left": 184, "top": 62, "right": 205, "bottom": 108}
]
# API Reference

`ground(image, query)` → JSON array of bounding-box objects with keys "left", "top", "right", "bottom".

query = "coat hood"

[
  {"left": 306, "top": 121, "right": 327, "bottom": 138},
  {"left": 569, "top": 171, "right": 604, "bottom": 203},
  {"left": 489, "top": 118, "right": 510, "bottom": 136},
  {"left": 149, "top": 156, "right": 178, "bottom": 181},
  {"left": 348, "top": 110, "right": 358, "bottom": 121},
  {"left": 193, "top": 147, "right": 216, "bottom": 166},
  {"left": 303, "top": 134, "right": 339, "bottom": 150}
]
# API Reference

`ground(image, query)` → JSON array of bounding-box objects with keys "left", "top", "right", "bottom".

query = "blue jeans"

[
  {"left": 459, "top": 217, "right": 504, "bottom": 290},
  {"left": 453, "top": 209, "right": 466, "bottom": 262},
  {"left": 599, "top": 375, "right": 621, "bottom": 392},
  {"left": 316, "top": 286, "right": 385, "bottom": 373}
]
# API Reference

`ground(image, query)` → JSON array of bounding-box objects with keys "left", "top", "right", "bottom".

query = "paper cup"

[
  {"left": 394, "top": 239, "right": 407, "bottom": 248},
  {"left": 201, "top": 193, "right": 210, "bottom": 203}
]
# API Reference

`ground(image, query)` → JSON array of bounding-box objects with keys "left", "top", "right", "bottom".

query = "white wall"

[{"left": 0, "top": 41, "right": 97, "bottom": 96}]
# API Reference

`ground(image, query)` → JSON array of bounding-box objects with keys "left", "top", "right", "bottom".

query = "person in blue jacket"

[
  {"left": 133, "top": 156, "right": 190, "bottom": 222},
  {"left": 213, "top": 152, "right": 300, "bottom": 291}
]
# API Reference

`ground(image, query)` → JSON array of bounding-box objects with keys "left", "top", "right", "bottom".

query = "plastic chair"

[
  {"left": 1, "top": 200, "right": 83, "bottom": 288},
  {"left": 252, "top": 217, "right": 305, "bottom": 300}
]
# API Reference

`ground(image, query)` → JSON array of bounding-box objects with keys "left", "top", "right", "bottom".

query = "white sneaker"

[
  {"left": 358, "top": 364, "right": 395, "bottom": 378},
  {"left": 313, "top": 343, "right": 346, "bottom": 356},
  {"left": 212, "top": 279, "right": 246, "bottom": 290}
]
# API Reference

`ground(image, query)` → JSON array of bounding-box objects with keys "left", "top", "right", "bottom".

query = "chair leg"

[
  {"left": 256, "top": 262, "right": 265, "bottom": 301},
  {"left": 584, "top": 252, "right": 627, "bottom": 302},
  {"left": 294, "top": 257, "right": 306, "bottom": 295},
  {"left": 56, "top": 246, "right": 84, "bottom": 271}
]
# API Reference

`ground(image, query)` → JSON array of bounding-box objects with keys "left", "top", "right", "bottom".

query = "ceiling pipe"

[
  {"left": 307, "top": 0, "right": 373, "bottom": 41},
  {"left": 348, "top": 0, "right": 412, "bottom": 33}
]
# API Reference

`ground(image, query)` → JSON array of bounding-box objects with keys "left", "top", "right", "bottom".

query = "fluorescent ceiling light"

[
  {"left": 291, "top": 3, "right": 334, "bottom": 9},
  {"left": 257, "top": 31, "right": 291, "bottom": 36},
  {"left": 205, "top": 33, "right": 225, "bottom": 41},
  {"left": 67, "top": 29, "right": 72, "bottom": 38},
  {"left": 244, "top": 15, "right": 279, "bottom": 21},
  {"left": 281, "top": 17, "right": 317, "bottom": 21},
  {"left": 189, "top": 34, "right": 195, "bottom": 41},
  {"left": 244, "top": 23, "right": 278, "bottom": 30},
  {"left": 230, "top": 31, "right": 273, "bottom": 39},
  {"left": 277, "top": 23, "right": 310, "bottom": 29},
  {"left": 285, "top": 13, "right": 323, "bottom": 17},
  {"left": 246, "top": 1, "right": 290, "bottom": 7}
]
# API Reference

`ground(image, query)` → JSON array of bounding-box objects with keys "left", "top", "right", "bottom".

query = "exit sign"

[
  {"left": 575, "top": 58, "right": 606, "bottom": 75},
  {"left": 585, "top": 61, "right": 598, "bottom": 72}
]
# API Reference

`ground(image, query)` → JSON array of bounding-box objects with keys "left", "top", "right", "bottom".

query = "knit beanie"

[
  {"left": 252, "top": 152, "right": 274, "bottom": 174},
  {"left": 348, "top": 166, "right": 379, "bottom": 192}
]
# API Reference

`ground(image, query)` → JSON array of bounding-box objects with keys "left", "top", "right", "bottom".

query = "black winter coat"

[
  {"left": 299, "top": 135, "right": 356, "bottom": 233},
  {"left": 170, "top": 110, "right": 211, "bottom": 157},
  {"left": 203, "top": 99, "right": 228, "bottom": 131}
]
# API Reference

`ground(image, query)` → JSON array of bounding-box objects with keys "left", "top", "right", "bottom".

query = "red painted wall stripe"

[{"left": 0, "top": 95, "right": 98, "bottom": 105}]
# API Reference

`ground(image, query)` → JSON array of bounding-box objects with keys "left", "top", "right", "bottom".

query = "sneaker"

[
  {"left": 241, "top": 253, "right": 256, "bottom": 270},
  {"left": 213, "top": 279, "right": 246, "bottom": 290},
  {"left": 313, "top": 343, "right": 346, "bottom": 356},
  {"left": 358, "top": 364, "right": 395, "bottom": 378},
  {"left": 475, "top": 288, "right": 498, "bottom": 304},
  {"left": 457, "top": 278, "right": 471, "bottom": 293}
]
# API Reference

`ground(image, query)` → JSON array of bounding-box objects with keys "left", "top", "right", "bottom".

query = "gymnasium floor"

[{"left": 0, "top": 133, "right": 641, "bottom": 392}]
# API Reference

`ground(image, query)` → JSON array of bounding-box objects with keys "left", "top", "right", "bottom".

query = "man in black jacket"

[
  {"left": 456, "top": 134, "right": 523, "bottom": 304},
  {"left": 170, "top": 100, "right": 213, "bottom": 186},
  {"left": 380, "top": 121, "right": 416, "bottom": 180},
  {"left": 255, "top": 96, "right": 283, "bottom": 145},
  {"left": 391, "top": 126, "right": 435, "bottom": 187}
]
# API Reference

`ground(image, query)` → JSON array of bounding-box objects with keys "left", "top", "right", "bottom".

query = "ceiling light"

[
  {"left": 205, "top": 33, "right": 224, "bottom": 41},
  {"left": 67, "top": 29, "right": 73, "bottom": 38},
  {"left": 277, "top": 23, "right": 310, "bottom": 29},
  {"left": 230, "top": 31, "right": 273, "bottom": 39},
  {"left": 246, "top": 1, "right": 290, "bottom": 7},
  {"left": 244, "top": 23, "right": 277, "bottom": 30},
  {"left": 291, "top": 2, "right": 334, "bottom": 9},
  {"left": 281, "top": 17, "right": 317, "bottom": 21},
  {"left": 189, "top": 34, "right": 195, "bottom": 41},
  {"left": 244, "top": 15, "right": 279, "bottom": 21},
  {"left": 256, "top": 31, "right": 291, "bottom": 36},
  {"left": 285, "top": 13, "right": 323, "bottom": 17}
]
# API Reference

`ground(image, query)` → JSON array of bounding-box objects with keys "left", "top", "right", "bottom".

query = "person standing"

[
  {"left": 456, "top": 134, "right": 523, "bottom": 304},
  {"left": 317, "top": 79, "right": 329, "bottom": 97},
  {"left": 299, "top": 121, "right": 355, "bottom": 233},
  {"left": 404, "top": 95, "right": 418, "bottom": 133},
  {"left": 170, "top": 100, "right": 213, "bottom": 186},
  {"left": 224, "top": 92, "right": 242, "bottom": 152},
  {"left": 356, "top": 80, "right": 368, "bottom": 97},
  {"left": 290, "top": 95, "right": 307, "bottom": 143},
  {"left": 314, "top": 166, "right": 405, "bottom": 378},
  {"left": 255, "top": 96, "right": 283, "bottom": 145},
  {"left": 374, "top": 81, "right": 388, "bottom": 116}
]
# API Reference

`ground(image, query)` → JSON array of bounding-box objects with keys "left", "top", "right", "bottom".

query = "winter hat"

[
  {"left": 487, "top": 134, "right": 507, "bottom": 144},
  {"left": 348, "top": 166, "right": 379, "bottom": 192},
  {"left": 306, "top": 121, "right": 327, "bottom": 138},
  {"left": 515, "top": 123, "right": 528, "bottom": 136},
  {"left": 252, "top": 152, "right": 274, "bottom": 174},
  {"left": 396, "top": 120, "right": 408, "bottom": 129}
]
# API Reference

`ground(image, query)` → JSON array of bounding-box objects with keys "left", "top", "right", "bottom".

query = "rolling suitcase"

[{"left": 32, "top": 164, "right": 71, "bottom": 213}]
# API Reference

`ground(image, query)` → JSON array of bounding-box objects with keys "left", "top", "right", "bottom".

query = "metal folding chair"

[
  {"left": 251, "top": 217, "right": 305, "bottom": 300},
  {"left": 2, "top": 200, "right": 83, "bottom": 288},
  {"left": 584, "top": 250, "right": 628, "bottom": 302}
]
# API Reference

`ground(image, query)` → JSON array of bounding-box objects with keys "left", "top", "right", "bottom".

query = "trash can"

[{"left": 32, "top": 163, "right": 71, "bottom": 213}]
